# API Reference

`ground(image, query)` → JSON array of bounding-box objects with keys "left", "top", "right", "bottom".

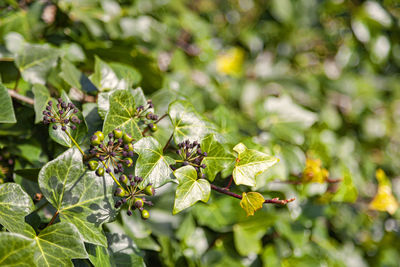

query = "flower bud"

[
  {"left": 141, "top": 209, "right": 150, "bottom": 220},
  {"left": 123, "top": 133, "right": 134, "bottom": 144},
  {"left": 119, "top": 174, "right": 129, "bottom": 185},
  {"left": 96, "top": 167, "right": 104, "bottom": 176},
  {"left": 134, "top": 198, "right": 144, "bottom": 209},
  {"left": 144, "top": 184, "right": 155, "bottom": 196},
  {"left": 87, "top": 160, "right": 99, "bottom": 171},
  {"left": 113, "top": 129, "right": 123, "bottom": 139}
]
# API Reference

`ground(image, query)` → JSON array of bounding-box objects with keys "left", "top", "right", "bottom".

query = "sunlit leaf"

[
  {"left": 369, "top": 169, "right": 399, "bottom": 215},
  {"left": 0, "top": 83, "right": 16, "bottom": 123},
  {"left": 302, "top": 158, "right": 329, "bottom": 184},
  {"left": 239, "top": 192, "right": 264, "bottom": 216}
]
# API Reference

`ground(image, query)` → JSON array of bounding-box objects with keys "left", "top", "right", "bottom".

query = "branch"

[
  {"left": 47, "top": 210, "right": 59, "bottom": 226},
  {"left": 154, "top": 113, "right": 168, "bottom": 124},
  {"left": 210, "top": 184, "right": 295, "bottom": 205},
  {"left": 8, "top": 89, "right": 34, "bottom": 105},
  {"left": 163, "top": 132, "right": 173, "bottom": 152}
]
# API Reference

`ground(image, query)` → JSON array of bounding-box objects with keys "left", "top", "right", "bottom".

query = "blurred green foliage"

[{"left": 1, "top": 0, "right": 400, "bottom": 266}]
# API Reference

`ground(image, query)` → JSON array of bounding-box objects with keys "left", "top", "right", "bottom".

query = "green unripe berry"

[
  {"left": 113, "top": 129, "right": 123, "bottom": 139},
  {"left": 96, "top": 167, "right": 104, "bottom": 176},
  {"left": 124, "top": 158, "right": 133, "bottom": 167},
  {"left": 144, "top": 184, "right": 155, "bottom": 196},
  {"left": 141, "top": 209, "right": 150, "bottom": 220},
  {"left": 149, "top": 124, "right": 158, "bottom": 132},
  {"left": 126, "top": 143, "right": 134, "bottom": 152},
  {"left": 94, "top": 131, "right": 105, "bottom": 141},
  {"left": 90, "top": 135, "right": 101, "bottom": 146},
  {"left": 88, "top": 160, "right": 99, "bottom": 171},
  {"left": 119, "top": 174, "right": 129, "bottom": 185},
  {"left": 115, "top": 187, "right": 127, "bottom": 197},
  {"left": 134, "top": 198, "right": 144, "bottom": 209},
  {"left": 123, "top": 133, "right": 134, "bottom": 144}
]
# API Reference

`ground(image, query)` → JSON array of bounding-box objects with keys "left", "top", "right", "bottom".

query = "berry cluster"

[
  {"left": 135, "top": 99, "right": 159, "bottom": 132},
  {"left": 87, "top": 129, "right": 135, "bottom": 176},
  {"left": 173, "top": 140, "right": 207, "bottom": 176},
  {"left": 42, "top": 99, "right": 81, "bottom": 131},
  {"left": 114, "top": 174, "right": 155, "bottom": 220}
]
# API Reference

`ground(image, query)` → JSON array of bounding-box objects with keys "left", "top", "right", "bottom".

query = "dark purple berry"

[{"left": 52, "top": 125, "right": 57, "bottom": 130}]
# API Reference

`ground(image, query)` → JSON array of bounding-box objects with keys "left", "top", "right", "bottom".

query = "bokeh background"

[{"left": 1, "top": 0, "right": 400, "bottom": 266}]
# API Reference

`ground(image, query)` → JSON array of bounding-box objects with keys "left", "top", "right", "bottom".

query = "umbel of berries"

[
  {"left": 87, "top": 129, "right": 135, "bottom": 176},
  {"left": 173, "top": 140, "right": 207, "bottom": 175},
  {"left": 114, "top": 175, "right": 155, "bottom": 220},
  {"left": 42, "top": 99, "right": 81, "bottom": 131},
  {"left": 134, "top": 99, "right": 159, "bottom": 132}
]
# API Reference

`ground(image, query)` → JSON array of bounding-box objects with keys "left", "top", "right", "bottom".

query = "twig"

[
  {"left": 163, "top": 133, "right": 173, "bottom": 152},
  {"left": 8, "top": 89, "right": 34, "bottom": 105},
  {"left": 154, "top": 113, "right": 168, "bottom": 124},
  {"left": 223, "top": 176, "right": 233, "bottom": 190},
  {"left": 47, "top": 210, "right": 59, "bottom": 226},
  {"left": 210, "top": 184, "right": 295, "bottom": 205}
]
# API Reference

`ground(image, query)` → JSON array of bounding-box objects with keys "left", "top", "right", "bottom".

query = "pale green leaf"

[
  {"left": 59, "top": 59, "right": 97, "bottom": 94},
  {"left": 0, "top": 83, "right": 16, "bottom": 123},
  {"left": 134, "top": 136, "right": 175, "bottom": 188},
  {"left": 89, "top": 56, "right": 130, "bottom": 91},
  {"left": 168, "top": 100, "right": 217, "bottom": 143},
  {"left": 32, "top": 84, "right": 54, "bottom": 124},
  {"left": 39, "top": 148, "right": 117, "bottom": 246},
  {"left": 0, "top": 183, "right": 34, "bottom": 233},
  {"left": 173, "top": 166, "right": 210, "bottom": 214},
  {"left": 232, "top": 143, "right": 278, "bottom": 187},
  {"left": 332, "top": 167, "right": 358, "bottom": 203},
  {"left": 0, "top": 232, "right": 36, "bottom": 266},
  {"left": 15, "top": 43, "right": 59, "bottom": 84}
]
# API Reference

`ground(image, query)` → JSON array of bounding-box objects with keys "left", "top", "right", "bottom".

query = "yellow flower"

[
  {"left": 216, "top": 47, "right": 244, "bottom": 76},
  {"left": 302, "top": 158, "right": 329, "bottom": 183},
  {"left": 369, "top": 169, "right": 398, "bottom": 215}
]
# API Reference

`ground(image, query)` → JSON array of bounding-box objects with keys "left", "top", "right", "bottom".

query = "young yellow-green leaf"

[
  {"left": 15, "top": 43, "right": 59, "bottom": 85},
  {"left": 332, "top": 167, "right": 358, "bottom": 203},
  {"left": 134, "top": 137, "right": 175, "bottom": 188},
  {"left": 173, "top": 166, "right": 211, "bottom": 214},
  {"left": 369, "top": 169, "right": 399, "bottom": 215},
  {"left": 0, "top": 83, "right": 16, "bottom": 123},
  {"left": 200, "top": 134, "right": 235, "bottom": 182},
  {"left": 232, "top": 143, "right": 278, "bottom": 187},
  {"left": 103, "top": 90, "right": 142, "bottom": 140},
  {"left": 168, "top": 100, "right": 217, "bottom": 143},
  {"left": 48, "top": 91, "right": 88, "bottom": 147},
  {"left": 0, "top": 222, "right": 87, "bottom": 267},
  {"left": 0, "top": 232, "right": 36, "bottom": 266},
  {"left": 32, "top": 84, "right": 54, "bottom": 124},
  {"left": 87, "top": 233, "right": 145, "bottom": 267},
  {"left": 239, "top": 192, "right": 264, "bottom": 216},
  {"left": 0, "top": 183, "right": 34, "bottom": 233},
  {"left": 39, "top": 148, "right": 117, "bottom": 246}
]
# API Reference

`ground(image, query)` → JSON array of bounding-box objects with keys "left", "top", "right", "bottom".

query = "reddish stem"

[
  {"left": 223, "top": 176, "right": 233, "bottom": 190},
  {"left": 47, "top": 210, "right": 59, "bottom": 227}
]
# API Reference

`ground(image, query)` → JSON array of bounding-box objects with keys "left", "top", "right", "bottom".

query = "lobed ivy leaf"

[
  {"left": 0, "top": 83, "right": 16, "bottom": 123},
  {"left": 32, "top": 84, "right": 54, "bottom": 124},
  {"left": 0, "top": 222, "right": 87, "bottom": 267},
  {"left": 59, "top": 58, "right": 97, "bottom": 94},
  {"left": 0, "top": 183, "right": 34, "bottom": 233},
  {"left": 48, "top": 91, "right": 88, "bottom": 147},
  {"left": 39, "top": 148, "right": 117, "bottom": 246},
  {"left": 239, "top": 192, "right": 264, "bottom": 216},
  {"left": 200, "top": 134, "right": 235, "bottom": 182},
  {"left": 168, "top": 100, "right": 217, "bottom": 143},
  {"left": 232, "top": 143, "right": 278, "bottom": 187},
  {"left": 173, "top": 166, "right": 210, "bottom": 214},
  {"left": 89, "top": 56, "right": 131, "bottom": 91},
  {"left": 87, "top": 233, "right": 145, "bottom": 267},
  {"left": 103, "top": 90, "right": 143, "bottom": 140},
  {"left": 15, "top": 43, "right": 59, "bottom": 85},
  {"left": 134, "top": 136, "right": 175, "bottom": 188}
]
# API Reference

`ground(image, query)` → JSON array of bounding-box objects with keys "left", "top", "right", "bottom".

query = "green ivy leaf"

[
  {"left": 59, "top": 58, "right": 97, "bottom": 94},
  {"left": 103, "top": 90, "right": 142, "bottom": 140},
  {"left": 0, "top": 183, "right": 34, "bottom": 233},
  {"left": 48, "top": 91, "right": 88, "bottom": 147},
  {"left": 200, "top": 134, "right": 235, "bottom": 182},
  {"left": 32, "top": 84, "right": 54, "bottom": 124},
  {"left": 168, "top": 100, "right": 217, "bottom": 143},
  {"left": 173, "top": 165, "right": 210, "bottom": 214},
  {"left": 0, "top": 222, "right": 87, "bottom": 267},
  {"left": 109, "top": 62, "right": 142, "bottom": 88},
  {"left": 89, "top": 56, "right": 131, "bottom": 91},
  {"left": 0, "top": 83, "right": 16, "bottom": 123},
  {"left": 232, "top": 143, "right": 278, "bottom": 187},
  {"left": 15, "top": 43, "right": 59, "bottom": 84},
  {"left": 0, "top": 232, "right": 36, "bottom": 266},
  {"left": 332, "top": 167, "right": 358, "bottom": 203},
  {"left": 134, "top": 136, "right": 175, "bottom": 188},
  {"left": 87, "top": 233, "right": 145, "bottom": 267},
  {"left": 239, "top": 192, "right": 264, "bottom": 216},
  {"left": 39, "top": 148, "right": 117, "bottom": 246}
]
